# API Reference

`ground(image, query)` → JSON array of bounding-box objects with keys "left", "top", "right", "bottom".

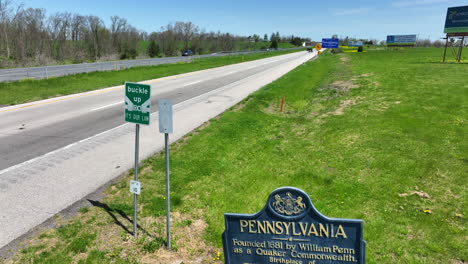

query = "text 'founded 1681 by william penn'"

[{"left": 222, "top": 187, "right": 366, "bottom": 264}]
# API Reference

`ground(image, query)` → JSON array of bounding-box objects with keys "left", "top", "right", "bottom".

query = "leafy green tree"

[
  {"left": 147, "top": 40, "right": 160, "bottom": 57},
  {"left": 120, "top": 43, "right": 138, "bottom": 59},
  {"left": 291, "top": 37, "right": 302, "bottom": 46},
  {"left": 253, "top": 34, "right": 260, "bottom": 42}
]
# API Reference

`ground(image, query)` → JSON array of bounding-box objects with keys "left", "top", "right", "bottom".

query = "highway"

[
  {"left": 0, "top": 48, "right": 302, "bottom": 82},
  {"left": 0, "top": 50, "right": 318, "bottom": 250}
]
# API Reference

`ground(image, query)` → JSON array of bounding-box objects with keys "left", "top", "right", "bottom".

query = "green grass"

[
  {"left": 0, "top": 49, "right": 303, "bottom": 106},
  {"left": 6, "top": 48, "right": 467, "bottom": 264},
  {"left": 139, "top": 47, "right": 466, "bottom": 262}
]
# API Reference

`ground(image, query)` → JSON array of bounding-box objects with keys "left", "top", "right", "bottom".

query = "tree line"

[{"left": 0, "top": 0, "right": 308, "bottom": 67}]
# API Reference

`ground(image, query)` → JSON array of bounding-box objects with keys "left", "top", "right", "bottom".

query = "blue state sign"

[
  {"left": 322, "top": 38, "right": 339, "bottom": 48},
  {"left": 348, "top": 41, "right": 363, "bottom": 47},
  {"left": 222, "top": 187, "right": 366, "bottom": 264}
]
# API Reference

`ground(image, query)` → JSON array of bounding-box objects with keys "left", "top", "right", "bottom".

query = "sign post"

[
  {"left": 125, "top": 82, "right": 151, "bottom": 237},
  {"left": 158, "top": 99, "right": 173, "bottom": 248}
]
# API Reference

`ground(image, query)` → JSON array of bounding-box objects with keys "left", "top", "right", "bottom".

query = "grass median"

[
  {"left": 0, "top": 49, "right": 303, "bottom": 106},
  {"left": 3, "top": 48, "right": 466, "bottom": 264}
]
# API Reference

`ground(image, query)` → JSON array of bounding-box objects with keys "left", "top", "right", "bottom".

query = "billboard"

[
  {"left": 348, "top": 41, "right": 363, "bottom": 47},
  {"left": 386, "top": 35, "right": 417, "bottom": 46},
  {"left": 444, "top": 5, "right": 468, "bottom": 34},
  {"left": 322, "top": 38, "right": 339, "bottom": 48}
]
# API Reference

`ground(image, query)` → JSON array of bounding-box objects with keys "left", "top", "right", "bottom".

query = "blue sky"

[{"left": 22, "top": 0, "right": 467, "bottom": 41}]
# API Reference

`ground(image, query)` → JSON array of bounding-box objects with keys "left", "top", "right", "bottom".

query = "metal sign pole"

[
  {"left": 165, "top": 132, "right": 171, "bottom": 248},
  {"left": 443, "top": 35, "right": 448, "bottom": 63},
  {"left": 133, "top": 124, "right": 140, "bottom": 237},
  {"left": 158, "top": 99, "right": 173, "bottom": 249},
  {"left": 458, "top": 36, "right": 465, "bottom": 62}
]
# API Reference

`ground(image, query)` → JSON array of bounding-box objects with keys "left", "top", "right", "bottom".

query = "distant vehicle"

[{"left": 182, "top": 50, "right": 193, "bottom": 56}]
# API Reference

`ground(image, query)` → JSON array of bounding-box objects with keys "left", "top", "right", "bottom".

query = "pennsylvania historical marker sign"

[{"left": 222, "top": 187, "right": 366, "bottom": 264}]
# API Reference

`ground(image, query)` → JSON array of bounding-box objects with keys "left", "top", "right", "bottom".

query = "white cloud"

[
  {"left": 392, "top": 0, "right": 453, "bottom": 7},
  {"left": 333, "top": 7, "right": 373, "bottom": 16}
]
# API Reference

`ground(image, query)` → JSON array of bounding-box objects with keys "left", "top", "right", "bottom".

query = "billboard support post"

[
  {"left": 457, "top": 36, "right": 465, "bottom": 62},
  {"left": 443, "top": 36, "right": 449, "bottom": 62},
  {"left": 442, "top": 34, "right": 465, "bottom": 63}
]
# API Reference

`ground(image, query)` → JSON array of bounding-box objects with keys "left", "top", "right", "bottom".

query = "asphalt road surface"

[{"left": 0, "top": 50, "right": 318, "bottom": 250}]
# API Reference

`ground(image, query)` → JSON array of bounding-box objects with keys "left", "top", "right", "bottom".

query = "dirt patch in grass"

[
  {"left": 140, "top": 166, "right": 154, "bottom": 175},
  {"left": 231, "top": 97, "right": 253, "bottom": 112},
  {"left": 262, "top": 101, "right": 282, "bottom": 115},
  {"left": 339, "top": 55, "right": 350, "bottom": 63},
  {"left": 321, "top": 80, "right": 358, "bottom": 92},
  {"left": 352, "top": 73, "right": 373, "bottom": 79},
  {"left": 332, "top": 99, "right": 358, "bottom": 115},
  {"left": 139, "top": 212, "right": 222, "bottom": 264}
]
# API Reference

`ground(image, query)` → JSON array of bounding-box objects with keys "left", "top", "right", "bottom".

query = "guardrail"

[{"left": 0, "top": 47, "right": 303, "bottom": 82}]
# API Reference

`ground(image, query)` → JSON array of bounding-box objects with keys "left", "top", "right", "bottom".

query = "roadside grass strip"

[
  {"left": 0, "top": 49, "right": 303, "bottom": 106},
  {"left": 3, "top": 48, "right": 467, "bottom": 263}
]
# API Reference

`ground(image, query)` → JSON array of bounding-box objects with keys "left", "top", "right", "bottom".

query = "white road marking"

[
  {"left": 90, "top": 102, "right": 122, "bottom": 111},
  {"left": 225, "top": 71, "right": 237, "bottom": 75},
  {"left": 184, "top": 80, "right": 201, "bottom": 86}
]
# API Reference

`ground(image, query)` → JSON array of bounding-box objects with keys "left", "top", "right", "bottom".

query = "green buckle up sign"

[{"left": 125, "top": 82, "right": 151, "bottom": 125}]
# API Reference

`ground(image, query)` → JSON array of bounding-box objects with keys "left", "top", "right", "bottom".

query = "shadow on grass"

[
  {"left": 87, "top": 200, "right": 154, "bottom": 238},
  {"left": 412, "top": 61, "right": 468, "bottom": 64}
]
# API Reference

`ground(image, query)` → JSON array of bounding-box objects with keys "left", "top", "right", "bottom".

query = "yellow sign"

[{"left": 315, "top": 43, "right": 322, "bottom": 51}]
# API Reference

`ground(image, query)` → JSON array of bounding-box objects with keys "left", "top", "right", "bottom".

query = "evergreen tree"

[{"left": 270, "top": 39, "right": 278, "bottom": 50}]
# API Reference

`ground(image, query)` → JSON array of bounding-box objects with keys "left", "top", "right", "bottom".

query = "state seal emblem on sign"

[{"left": 271, "top": 192, "right": 306, "bottom": 216}]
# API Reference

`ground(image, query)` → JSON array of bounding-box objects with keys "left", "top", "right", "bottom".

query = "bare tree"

[
  {"left": 180, "top": 21, "right": 198, "bottom": 49},
  {"left": 48, "top": 12, "right": 71, "bottom": 60},
  {"left": 110, "top": 16, "right": 127, "bottom": 52},
  {"left": 0, "top": 0, "right": 20, "bottom": 59},
  {"left": 157, "top": 24, "right": 178, "bottom": 56},
  {"left": 70, "top": 14, "right": 85, "bottom": 41},
  {"left": 86, "top": 15, "right": 103, "bottom": 59}
]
